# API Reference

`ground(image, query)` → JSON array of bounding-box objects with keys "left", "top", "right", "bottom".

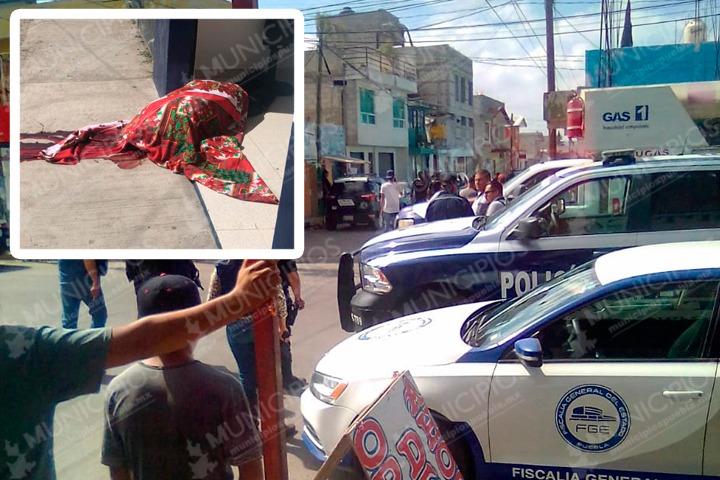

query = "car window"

[
  {"left": 331, "top": 181, "right": 371, "bottom": 195},
  {"left": 627, "top": 170, "right": 720, "bottom": 232},
  {"left": 534, "top": 280, "right": 719, "bottom": 360},
  {"left": 484, "top": 174, "right": 562, "bottom": 229},
  {"left": 530, "top": 176, "right": 630, "bottom": 237},
  {"left": 464, "top": 262, "right": 600, "bottom": 349}
]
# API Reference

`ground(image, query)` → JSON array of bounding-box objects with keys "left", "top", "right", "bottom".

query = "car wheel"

[
  {"left": 326, "top": 216, "right": 337, "bottom": 231},
  {"left": 433, "top": 415, "right": 479, "bottom": 480}
]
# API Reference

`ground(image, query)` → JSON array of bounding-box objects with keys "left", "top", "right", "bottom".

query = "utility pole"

[
  {"left": 315, "top": 40, "right": 323, "bottom": 166},
  {"left": 545, "top": 0, "right": 557, "bottom": 159}
]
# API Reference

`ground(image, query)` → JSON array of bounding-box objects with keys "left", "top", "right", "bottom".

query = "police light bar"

[{"left": 601, "top": 149, "right": 636, "bottom": 167}]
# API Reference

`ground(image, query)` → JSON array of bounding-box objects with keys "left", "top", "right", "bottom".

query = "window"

[
  {"left": 529, "top": 177, "right": 630, "bottom": 237},
  {"left": 455, "top": 75, "right": 460, "bottom": 102},
  {"left": 468, "top": 80, "right": 473, "bottom": 105},
  {"left": 460, "top": 78, "right": 466, "bottom": 104},
  {"left": 360, "top": 88, "right": 375, "bottom": 124},
  {"left": 469, "top": 118, "right": 474, "bottom": 128},
  {"left": 627, "top": 170, "right": 720, "bottom": 232},
  {"left": 484, "top": 121, "right": 491, "bottom": 141},
  {"left": 349, "top": 152, "right": 364, "bottom": 160},
  {"left": 534, "top": 280, "right": 718, "bottom": 360},
  {"left": 392, "top": 97, "right": 405, "bottom": 128},
  {"left": 461, "top": 116, "right": 467, "bottom": 127}
]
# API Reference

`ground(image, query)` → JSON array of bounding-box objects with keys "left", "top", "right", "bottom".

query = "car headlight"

[
  {"left": 361, "top": 263, "right": 393, "bottom": 294},
  {"left": 397, "top": 218, "right": 415, "bottom": 230},
  {"left": 310, "top": 371, "right": 348, "bottom": 404}
]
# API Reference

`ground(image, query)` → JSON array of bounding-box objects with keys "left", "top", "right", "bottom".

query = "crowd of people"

[
  {"left": 380, "top": 168, "right": 510, "bottom": 228},
  {"left": 2, "top": 259, "right": 305, "bottom": 480}
]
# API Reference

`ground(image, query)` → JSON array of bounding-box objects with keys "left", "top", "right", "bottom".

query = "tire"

[
  {"left": 326, "top": 215, "right": 337, "bottom": 231},
  {"left": 433, "top": 415, "right": 478, "bottom": 480}
]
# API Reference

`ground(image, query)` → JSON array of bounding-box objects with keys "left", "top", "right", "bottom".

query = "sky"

[{"left": 258, "top": 0, "right": 718, "bottom": 131}]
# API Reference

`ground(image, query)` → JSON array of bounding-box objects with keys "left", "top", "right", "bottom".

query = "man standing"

[
  {"left": 472, "top": 169, "right": 492, "bottom": 216},
  {"left": 483, "top": 179, "right": 507, "bottom": 216},
  {"left": 102, "top": 275, "right": 263, "bottom": 480},
  {"left": 425, "top": 173, "right": 475, "bottom": 222},
  {"left": 1, "top": 260, "right": 277, "bottom": 480},
  {"left": 279, "top": 260, "right": 306, "bottom": 394},
  {"left": 458, "top": 176, "right": 477, "bottom": 201},
  {"left": 380, "top": 169, "right": 402, "bottom": 232},
  {"left": 58, "top": 259, "right": 108, "bottom": 329}
]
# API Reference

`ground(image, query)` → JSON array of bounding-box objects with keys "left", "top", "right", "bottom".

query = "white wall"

[{"left": 356, "top": 83, "right": 408, "bottom": 148}]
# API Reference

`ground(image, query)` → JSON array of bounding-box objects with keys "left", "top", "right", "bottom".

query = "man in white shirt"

[{"left": 380, "top": 169, "right": 403, "bottom": 232}]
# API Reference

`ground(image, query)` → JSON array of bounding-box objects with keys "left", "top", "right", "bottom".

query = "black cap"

[
  {"left": 136, "top": 274, "right": 201, "bottom": 318},
  {"left": 385, "top": 169, "right": 395, "bottom": 179}
]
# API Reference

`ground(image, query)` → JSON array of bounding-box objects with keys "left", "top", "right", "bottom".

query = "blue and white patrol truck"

[
  {"left": 337, "top": 154, "right": 720, "bottom": 332},
  {"left": 307, "top": 241, "right": 720, "bottom": 480}
]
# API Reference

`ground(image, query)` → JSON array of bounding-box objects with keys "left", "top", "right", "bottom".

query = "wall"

[
  {"left": 586, "top": 42, "right": 720, "bottom": 88},
  {"left": 356, "top": 82, "right": 408, "bottom": 148}
]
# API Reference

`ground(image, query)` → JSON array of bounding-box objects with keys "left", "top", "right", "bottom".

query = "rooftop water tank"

[{"left": 683, "top": 19, "right": 707, "bottom": 44}]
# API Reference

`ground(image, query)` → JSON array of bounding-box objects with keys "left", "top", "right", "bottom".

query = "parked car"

[
  {"left": 326, "top": 176, "right": 382, "bottom": 230},
  {"left": 395, "top": 160, "right": 590, "bottom": 230},
  {"left": 307, "top": 241, "right": 720, "bottom": 480},
  {"left": 338, "top": 154, "right": 720, "bottom": 331}
]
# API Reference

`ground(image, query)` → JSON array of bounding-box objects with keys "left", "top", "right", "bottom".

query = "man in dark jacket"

[{"left": 425, "top": 173, "right": 475, "bottom": 222}]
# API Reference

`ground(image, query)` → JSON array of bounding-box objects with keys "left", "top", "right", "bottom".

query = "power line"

[
  {"left": 305, "top": 11, "right": 715, "bottom": 44},
  {"left": 306, "top": 0, "right": 696, "bottom": 34}
]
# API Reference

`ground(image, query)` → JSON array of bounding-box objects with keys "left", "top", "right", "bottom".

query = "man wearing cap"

[
  {"left": 102, "top": 275, "right": 263, "bottom": 480},
  {"left": 0, "top": 260, "right": 277, "bottom": 480},
  {"left": 380, "top": 169, "right": 403, "bottom": 232},
  {"left": 425, "top": 173, "right": 475, "bottom": 222}
]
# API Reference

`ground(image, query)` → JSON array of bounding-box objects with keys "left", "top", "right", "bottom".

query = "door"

[
  {"left": 488, "top": 279, "right": 719, "bottom": 476},
  {"left": 497, "top": 175, "right": 636, "bottom": 301}
]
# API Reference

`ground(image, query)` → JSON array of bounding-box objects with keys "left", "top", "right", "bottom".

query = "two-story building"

[{"left": 473, "top": 94, "right": 512, "bottom": 174}]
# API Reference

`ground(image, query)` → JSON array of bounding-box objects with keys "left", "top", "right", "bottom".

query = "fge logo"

[{"left": 602, "top": 104, "right": 649, "bottom": 122}]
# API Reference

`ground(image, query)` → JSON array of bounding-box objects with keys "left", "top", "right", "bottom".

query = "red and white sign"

[{"left": 350, "top": 372, "right": 463, "bottom": 480}]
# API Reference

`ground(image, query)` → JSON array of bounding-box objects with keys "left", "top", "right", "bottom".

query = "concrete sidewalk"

[{"left": 18, "top": 18, "right": 291, "bottom": 250}]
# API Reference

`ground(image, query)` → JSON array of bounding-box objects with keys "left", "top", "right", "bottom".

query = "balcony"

[{"left": 338, "top": 46, "right": 417, "bottom": 91}]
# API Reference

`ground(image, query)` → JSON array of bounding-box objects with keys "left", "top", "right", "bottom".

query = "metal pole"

[
  {"left": 315, "top": 42, "right": 323, "bottom": 165},
  {"left": 545, "top": 0, "right": 557, "bottom": 159}
]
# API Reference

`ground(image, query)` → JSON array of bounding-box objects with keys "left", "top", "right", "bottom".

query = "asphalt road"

[{"left": 0, "top": 226, "right": 379, "bottom": 479}]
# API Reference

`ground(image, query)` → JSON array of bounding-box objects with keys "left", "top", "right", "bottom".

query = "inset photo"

[{"left": 10, "top": 8, "right": 303, "bottom": 258}]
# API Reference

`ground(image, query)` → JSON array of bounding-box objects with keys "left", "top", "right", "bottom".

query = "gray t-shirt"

[{"left": 102, "top": 361, "right": 261, "bottom": 480}]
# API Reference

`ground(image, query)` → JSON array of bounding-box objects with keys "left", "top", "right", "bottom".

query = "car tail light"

[{"left": 360, "top": 193, "right": 376, "bottom": 202}]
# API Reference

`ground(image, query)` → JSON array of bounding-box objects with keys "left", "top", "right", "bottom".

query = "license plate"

[
  {"left": 343, "top": 215, "right": 354, "bottom": 222},
  {"left": 337, "top": 198, "right": 355, "bottom": 207},
  {"left": 351, "top": 313, "right": 362, "bottom": 326}
]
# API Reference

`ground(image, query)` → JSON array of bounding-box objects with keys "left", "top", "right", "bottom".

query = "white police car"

[
  {"left": 307, "top": 241, "right": 720, "bottom": 480},
  {"left": 338, "top": 154, "right": 720, "bottom": 332}
]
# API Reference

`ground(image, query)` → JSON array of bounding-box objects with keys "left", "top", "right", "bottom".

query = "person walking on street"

[
  {"left": 58, "top": 260, "right": 108, "bottom": 329},
  {"left": 380, "top": 169, "right": 403, "bottom": 232},
  {"left": 1, "top": 260, "right": 278, "bottom": 480},
  {"left": 102, "top": 275, "right": 263, "bottom": 480},
  {"left": 425, "top": 173, "right": 475, "bottom": 222}
]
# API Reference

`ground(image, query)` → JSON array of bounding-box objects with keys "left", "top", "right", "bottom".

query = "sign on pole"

[{"left": 315, "top": 371, "right": 464, "bottom": 480}]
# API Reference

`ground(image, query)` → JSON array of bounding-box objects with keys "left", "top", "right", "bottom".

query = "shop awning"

[{"left": 322, "top": 155, "right": 370, "bottom": 165}]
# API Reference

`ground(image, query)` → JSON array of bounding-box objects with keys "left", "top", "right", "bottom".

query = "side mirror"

[
  {"left": 514, "top": 338, "right": 543, "bottom": 368},
  {"left": 515, "top": 217, "right": 542, "bottom": 240}
]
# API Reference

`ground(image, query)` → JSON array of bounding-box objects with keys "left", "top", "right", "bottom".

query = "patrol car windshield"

[
  {"left": 463, "top": 262, "right": 599, "bottom": 349},
  {"left": 483, "top": 175, "right": 561, "bottom": 229}
]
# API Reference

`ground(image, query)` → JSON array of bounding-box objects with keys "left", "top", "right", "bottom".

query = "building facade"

[
  {"left": 473, "top": 94, "right": 512, "bottom": 174},
  {"left": 399, "top": 45, "right": 474, "bottom": 175}
]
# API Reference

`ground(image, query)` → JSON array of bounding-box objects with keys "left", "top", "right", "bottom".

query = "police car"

[
  {"left": 338, "top": 154, "right": 720, "bottom": 332},
  {"left": 305, "top": 241, "right": 720, "bottom": 480},
  {"left": 394, "top": 160, "right": 591, "bottom": 230}
]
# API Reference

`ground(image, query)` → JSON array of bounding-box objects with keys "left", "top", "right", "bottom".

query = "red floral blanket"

[{"left": 20, "top": 80, "right": 278, "bottom": 204}]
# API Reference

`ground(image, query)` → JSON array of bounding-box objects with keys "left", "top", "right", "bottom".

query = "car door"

[
  {"left": 487, "top": 277, "right": 719, "bottom": 477},
  {"left": 496, "top": 175, "right": 637, "bottom": 300}
]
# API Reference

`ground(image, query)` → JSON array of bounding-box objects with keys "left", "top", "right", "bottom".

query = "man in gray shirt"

[{"left": 102, "top": 275, "right": 262, "bottom": 480}]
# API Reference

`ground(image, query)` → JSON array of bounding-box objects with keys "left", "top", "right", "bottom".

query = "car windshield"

[
  {"left": 483, "top": 174, "right": 561, "bottom": 229},
  {"left": 331, "top": 181, "right": 371, "bottom": 195},
  {"left": 462, "top": 262, "right": 600, "bottom": 349}
]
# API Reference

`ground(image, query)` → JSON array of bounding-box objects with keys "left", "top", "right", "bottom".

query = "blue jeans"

[
  {"left": 60, "top": 278, "right": 107, "bottom": 329},
  {"left": 226, "top": 319, "right": 257, "bottom": 410},
  {"left": 382, "top": 212, "right": 397, "bottom": 232}
]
